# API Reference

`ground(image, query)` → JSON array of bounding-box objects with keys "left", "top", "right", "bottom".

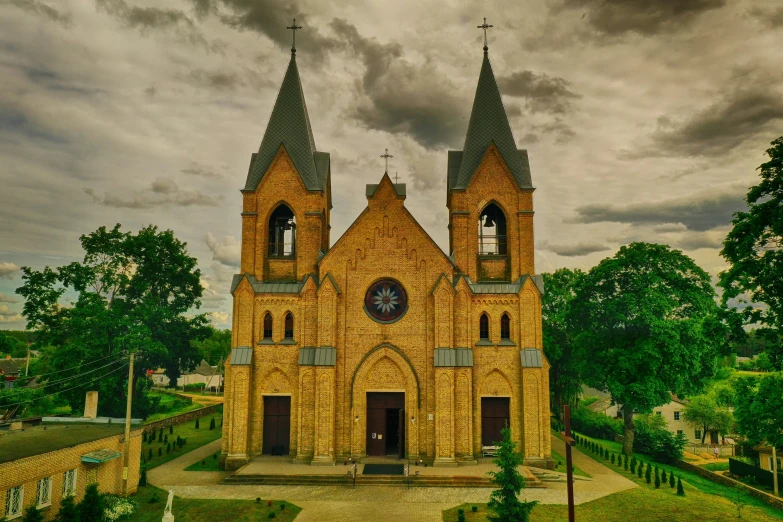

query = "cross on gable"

[{"left": 380, "top": 148, "right": 393, "bottom": 174}]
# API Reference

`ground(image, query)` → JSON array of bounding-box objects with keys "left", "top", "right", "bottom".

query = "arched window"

[
  {"left": 480, "top": 313, "right": 490, "bottom": 340},
  {"left": 500, "top": 314, "right": 511, "bottom": 340},
  {"left": 268, "top": 204, "right": 296, "bottom": 257},
  {"left": 478, "top": 203, "right": 507, "bottom": 255},
  {"left": 263, "top": 312, "right": 273, "bottom": 340},
  {"left": 284, "top": 312, "right": 294, "bottom": 340}
]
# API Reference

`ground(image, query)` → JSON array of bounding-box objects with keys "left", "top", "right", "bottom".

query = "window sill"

[
  {"left": 258, "top": 339, "right": 275, "bottom": 345},
  {"left": 36, "top": 504, "right": 51, "bottom": 510},
  {"left": 279, "top": 339, "right": 297, "bottom": 345},
  {"left": 498, "top": 339, "right": 516, "bottom": 346},
  {"left": 476, "top": 340, "right": 494, "bottom": 346},
  {"left": 267, "top": 255, "right": 296, "bottom": 260},
  {"left": 477, "top": 254, "right": 508, "bottom": 260},
  {"left": 7, "top": 514, "right": 22, "bottom": 521}
]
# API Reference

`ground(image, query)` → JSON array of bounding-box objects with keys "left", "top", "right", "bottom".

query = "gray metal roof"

[
  {"left": 433, "top": 348, "right": 473, "bottom": 367},
  {"left": 231, "top": 274, "right": 304, "bottom": 294},
  {"left": 531, "top": 274, "right": 545, "bottom": 295},
  {"left": 366, "top": 183, "right": 406, "bottom": 197},
  {"left": 520, "top": 348, "right": 543, "bottom": 368},
  {"left": 449, "top": 53, "right": 533, "bottom": 191},
  {"left": 230, "top": 347, "right": 253, "bottom": 366},
  {"left": 244, "top": 54, "right": 324, "bottom": 192},
  {"left": 468, "top": 277, "right": 524, "bottom": 294},
  {"left": 299, "top": 346, "right": 336, "bottom": 366}
]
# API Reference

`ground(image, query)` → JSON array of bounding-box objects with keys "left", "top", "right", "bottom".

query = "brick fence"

[
  {"left": 144, "top": 403, "right": 223, "bottom": 432},
  {"left": 675, "top": 460, "right": 783, "bottom": 510}
]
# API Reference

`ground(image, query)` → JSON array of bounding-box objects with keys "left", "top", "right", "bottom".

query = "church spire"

[
  {"left": 244, "top": 25, "right": 325, "bottom": 192},
  {"left": 448, "top": 23, "right": 532, "bottom": 191}
]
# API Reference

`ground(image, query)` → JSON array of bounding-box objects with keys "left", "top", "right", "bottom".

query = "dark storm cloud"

[
  {"left": 181, "top": 164, "right": 223, "bottom": 178},
  {"left": 187, "top": 0, "right": 339, "bottom": 60},
  {"left": 497, "top": 70, "right": 581, "bottom": 114},
  {"left": 4, "top": 0, "right": 71, "bottom": 25},
  {"left": 189, "top": 69, "right": 243, "bottom": 91},
  {"left": 558, "top": 0, "right": 726, "bottom": 37},
  {"left": 628, "top": 87, "right": 783, "bottom": 158},
  {"left": 330, "top": 18, "right": 466, "bottom": 150},
  {"left": 572, "top": 186, "right": 746, "bottom": 231},
  {"left": 0, "top": 105, "right": 67, "bottom": 144},
  {"left": 96, "top": 0, "right": 225, "bottom": 53},
  {"left": 539, "top": 241, "right": 611, "bottom": 257},
  {"left": 748, "top": 6, "right": 783, "bottom": 29},
  {"left": 531, "top": 118, "right": 576, "bottom": 144},
  {"left": 83, "top": 178, "right": 221, "bottom": 209}
]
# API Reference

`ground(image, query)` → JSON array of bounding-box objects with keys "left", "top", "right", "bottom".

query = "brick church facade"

[{"left": 221, "top": 38, "right": 552, "bottom": 470}]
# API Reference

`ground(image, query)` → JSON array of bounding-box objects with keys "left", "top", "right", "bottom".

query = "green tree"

[
  {"left": 191, "top": 327, "right": 231, "bottom": 366},
  {"left": 0, "top": 332, "right": 27, "bottom": 358},
  {"left": 669, "top": 472, "right": 676, "bottom": 488},
  {"left": 734, "top": 373, "right": 783, "bottom": 449},
  {"left": 677, "top": 477, "right": 685, "bottom": 496},
  {"left": 571, "top": 243, "right": 721, "bottom": 454},
  {"left": 78, "top": 484, "right": 105, "bottom": 521},
  {"left": 54, "top": 495, "right": 80, "bottom": 522},
  {"left": 541, "top": 268, "right": 586, "bottom": 419},
  {"left": 720, "top": 137, "right": 783, "bottom": 370},
  {"left": 21, "top": 506, "right": 44, "bottom": 522},
  {"left": 486, "top": 426, "right": 538, "bottom": 522},
  {"left": 16, "top": 224, "right": 210, "bottom": 418}
]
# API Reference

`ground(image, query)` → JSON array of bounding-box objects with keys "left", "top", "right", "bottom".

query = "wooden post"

[
  {"left": 773, "top": 446, "right": 779, "bottom": 497},
  {"left": 122, "top": 352, "right": 134, "bottom": 496},
  {"left": 562, "top": 404, "right": 576, "bottom": 522}
]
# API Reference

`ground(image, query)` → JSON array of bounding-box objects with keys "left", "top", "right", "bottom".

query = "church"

[{"left": 220, "top": 24, "right": 552, "bottom": 470}]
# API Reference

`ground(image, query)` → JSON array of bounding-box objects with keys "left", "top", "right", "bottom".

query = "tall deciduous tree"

[
  {"left": 571, "top": 242, "right": 721, "bottom": 454},
  {"left": 541, "top": 268, "right": 586, "bottom": 419},
  {"left": 16, "top": 224, "right": 210, "bottom": 418},
  {"left": 720, "top": 136, "right": 783, "bottom": 370},
  {"left": 682, "top": 394, "right": 734, "bottom": 444},
  {"left": 734, "top": 373, "right": 783, "bottom": 449}
]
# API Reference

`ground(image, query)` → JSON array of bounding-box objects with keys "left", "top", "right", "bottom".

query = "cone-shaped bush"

[
  {"left": 637, "top": 462, "right": 643, "bottom": 478},
  {"left": 631, "top": 456, "right": 636, "bottom": 468},
  {"left": 166, "top": 442, "right": 171, "bottom": 453},
  {"left": 645, "top": 463, "right": 652, "bottom": 484},
  {"left": 164, "top": 434, "right": 168, "bottom": 443},
  {"left": 654, "top": 469, "right": 661, "bottom": 488},
  {"left": 147, "top": 448, "right": 153, "bottom": 460},
  {"left": 670, "top": 472, "right": 676, "bottom": 488},
  {"left": 210, "top": 417, "right": 216, "bottom": 430},
  {"left": 142, "top": 431, "right": 147, "bottom": 443},
  {"left": 195, "top": 418, "right": 200, "bottom": 429},
  {"left": 604, "top": 449, "right": 609, "bottom": 460},
  {"left": 611, "top": 454, "right": 616, "bottom": 465},
  {"left": 169, "top": 425, "right": 174, "bottom": 434},
  {"left": 661, "top": 469, "right": 667, "bottom": 483},
  {"left": 630, "top": 460, "right": 636, "bottom": 474},
  {"left": 140, "top": 465, "right": 147, "bottom": 487},
  {"left": 158, "top": 447, "right": 162, "bottom": 456},
  {"left": 677, "top": 477, "right": 685, "bottom": 496},
  {"left": 158, "top": 430, "right": 163, "bottom": 443},
  {"left": 624, "top": 455, "right": 628, "bottom": 471}
]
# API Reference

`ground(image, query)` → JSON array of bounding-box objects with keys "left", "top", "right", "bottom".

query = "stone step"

[{"left": 224, "top": 474, "right": 546, "bottom": 488}]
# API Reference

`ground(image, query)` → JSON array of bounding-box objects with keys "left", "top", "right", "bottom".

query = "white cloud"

[
  {"left": 0, "top": 263, "right": 20, "bottom": 279},
  {"left": 0, "top": 293, "right": 21, "bottom": 303},
  {"left": 206, "top": 233, "right": 241, "bottom": 267}
]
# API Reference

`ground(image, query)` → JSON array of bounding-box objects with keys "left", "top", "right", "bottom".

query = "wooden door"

[
  {"left": 367, "top": 408, "right": 386, "bottom": 456},
  {"left": 263, "top": 396, "right": 291, "bottom": 455},
  {"left": 481, "top": 397, "right": 510, "bottom": 446},
  {"left": 397, "top": 408, "right": 405, "bottom": 459}
]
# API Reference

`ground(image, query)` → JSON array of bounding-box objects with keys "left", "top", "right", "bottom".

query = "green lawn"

[
  {"left": 144, "top": 391, "right": 204, "bottom": 423},
  {"left": 184, "top": 449, "right": 222, "bottom": 471},
  {"left": 141, "top": 413, "right": 222, "bottom": 470},
  {"left": 131, "top": 486, "right": 300, "bottom": 521},
  {"left": 550, "top": 449, "right": 590, "bottom": 478},
  {"left": 701, "top": 462, "right": 730, "bottom": 472}
]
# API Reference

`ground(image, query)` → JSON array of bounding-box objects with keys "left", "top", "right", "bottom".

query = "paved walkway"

[{"left": 148, "top": 437, "right": 637, "bottom": 521}]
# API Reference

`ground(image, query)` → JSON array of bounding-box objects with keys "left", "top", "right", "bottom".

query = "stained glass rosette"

[{"left": 364, "top": 279, "right": 408, "bottom": 323}]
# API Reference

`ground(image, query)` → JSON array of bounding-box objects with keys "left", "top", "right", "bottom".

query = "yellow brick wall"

[
  {"left": 223, "top": 151, "right": 551, "bottom": 467},
  {"left": 0, "top": 429, "right": 142, "bottom": 521}
]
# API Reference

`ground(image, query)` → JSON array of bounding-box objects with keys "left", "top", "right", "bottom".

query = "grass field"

[
  {"left": 141, "top": 412, "right": 222, "bottom": 470},
  {"left": 184, "top": 449, "right": 222, "bottom": 471},
  {"left": 443, "top": 433, "right": 783, "bottom": 522},
  {"left": 144, "top": 391, "right": 204, "bottom": 423},
  {"left": 701, "top": 462, "right": 730, "bottom": 472},
  {"left": 550, "top": 450, "right": 590, "bottom": 477},
  {"left": 131, "top": 486, "right": 300, "bottom": 521}
]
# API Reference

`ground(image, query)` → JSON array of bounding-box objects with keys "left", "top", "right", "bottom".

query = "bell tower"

[
  {"left": 446, "top": 33, "right": 535, "bottom": 282},
  {"left": 238, "top": 37, "right": 331, "bottom": 283}
]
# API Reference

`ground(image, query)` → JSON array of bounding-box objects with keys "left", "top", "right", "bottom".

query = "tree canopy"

[
  {"left": 541, "top": 268, "right": 585, "bottom": 419},
  {"left": 734, "top": 373, "right": 783, "bottom": 450},
  {"left": 570, "top": 242, "right": 721, "bottom": 454},
  {"left": 682, "top": 394, "right": 734, "bottom": 444},
  {"left": 16, "top": 224, "right": 209, "bottom": 418},
  {"left": 720, "top": 136, "right": 783, "bottom": 370}
]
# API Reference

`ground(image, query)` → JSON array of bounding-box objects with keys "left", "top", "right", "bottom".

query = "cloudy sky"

[{"left": 1, "top": 0, "right": 782, "bottom": 330}]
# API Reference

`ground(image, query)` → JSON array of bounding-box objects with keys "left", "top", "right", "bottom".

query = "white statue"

[{"left": 162, "top": 489, "right": 174, "bottom": 522}]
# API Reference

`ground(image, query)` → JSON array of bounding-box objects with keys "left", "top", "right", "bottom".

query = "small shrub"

[
  {"left": 184, "top": 382, "right": 207, "bottom": 392},
  {"left": 158, "top": 430, "right": 163, "bottom": 443},
  {"left": 611, "top": 454, "right": 616, "bottom": 465},
  {"left": 472, "top": 506, "right": 478, "bottom": 512},
  {"left": 458, "top": 515, "right": 466, "bottom": 522},
  {"left": 669, "top": 472, "right": 676, "bottom": 488},
  {"left": 21, "top": 505, "right": 44, "bottom": 522},
  {"left": 169, "top": 425, "right": 173, "bottom": 434},
  {"left": 195, "top": 418, "right": 200, "bottom": 429},
  {"left": 210, "top": 417, "right": 216, "bottom": 430},
  {"left": 158, "top": 448, "right": 162, "bottom": 456},
  {"left": 139, "top": 465, "right": 147, "bottom": 487},
  {"left": 213, "top": 453, "right": 218, "bottom": 460},
  {"left": 677, "top": 477, "right": 685, "bottom": 496},
  {"left": 147, "top": 448, "right": 153, "bottom": 460},
  {"left": 142, "top": 431, "right": 147, "bottom": 443},
  {"left": 256, "top": 498, "right": 261, "bottom": 503},
  {"left": 280, "top": 503, "right": 286, "bottom": 510},
  {"left": 104, "top": 495, "right": 137, "bottom": 521},
  {"left": 654, "top": 469, "right": 661, "bottom": 488},
  {"left": 637, "top": 463, "right": 643, "bottom": 478},
  {"left": 623, "top": 455, "right": 628, "bottom": 471},
  {"left": 458, "top": 509, "right": 464, "bottom": 515},
  {"left": 164, "top": 434, "right": 168, "bottom": 443},
  {"left": 149, "top": 492, "right": 161, "bottom": 504},
  {"left": 268, "top": 512, "right": 276, "bottom": 519},
  {"left": 645, "top": 463, "right": 652, "bottom": 484},
  {"left": 661, "top": 469, "right": 667, "bottom": 483}
]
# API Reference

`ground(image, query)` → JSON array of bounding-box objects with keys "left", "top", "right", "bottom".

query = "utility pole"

[
  {"left": 562, "top": 405, "right": 576, "bottom": 522},
  {"left": 122, "top": 352, "right": 134, "bottom": 496},
  {"left": 773, "top": 446, "right": 779, "bottom": 497},
  {"left": 25, "top": 345, "right": 30, "bottom": 377}
]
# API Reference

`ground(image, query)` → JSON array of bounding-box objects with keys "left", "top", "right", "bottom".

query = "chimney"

[{"left": 84, "top": 391, "right": 98, "bottom": 419}]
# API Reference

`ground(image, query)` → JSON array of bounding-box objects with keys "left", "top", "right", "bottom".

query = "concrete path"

[{"left": 148, "top": 437, "right": 637, "bottom": 521}]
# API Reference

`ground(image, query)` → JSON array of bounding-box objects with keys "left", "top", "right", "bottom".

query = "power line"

[
  {"left": 6, "top": 356, "right": 128, "bottom": 395},
  {"left": 1, "top": 362, "right": 130, "bottom": 409},
  {"left": 25, "top": 351, "right": 123, "bottom": 378}
]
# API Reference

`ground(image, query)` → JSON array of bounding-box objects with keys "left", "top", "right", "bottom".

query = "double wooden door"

[
  {"left": 262, "top": 396, "right": 291, "bottom": 455},
  {"left": 366, "top": 392, "right": 405, "bottom": 457},
  {"left": 481, "top": 397, "right": 510, "bottom": 446}
]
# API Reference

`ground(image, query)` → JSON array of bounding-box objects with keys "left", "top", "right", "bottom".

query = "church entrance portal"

[
  {"left": 481, "top": 397, "right": 510, "bottom": 446},
  {"left": 366, "top": 392, "right": 405, "bottom": 458},
  {"left": 262, "top": 396, "right": 291, "bottom": 455}
]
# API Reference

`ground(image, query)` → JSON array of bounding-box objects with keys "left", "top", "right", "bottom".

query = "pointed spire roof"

[
  {"left": 449, "top": 52, "right": 532, "bottom": 191},
  {"left": 244, "top": 53, "right": 326, "bottom": 192}
]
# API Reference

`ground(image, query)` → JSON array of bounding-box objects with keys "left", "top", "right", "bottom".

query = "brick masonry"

[
  {"left": 0, "top": 429, "right": 142, "bottom": 521},
  {"left": 222, "top": 144, "right": 551, "bottom": 470}
]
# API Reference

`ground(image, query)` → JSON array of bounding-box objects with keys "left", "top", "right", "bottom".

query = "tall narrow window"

[
  {"left": 263, "top": 312, "right": 273, "bottom": 340},
  {"left": 479, "top": 313, "right": 490, "bottom": 340},
  {"left": 4, "top": 485, "right": 23, "bottom": 519},
  {"left": 268, "top": 204, "right": 296, "bottom": 257},
  {"left": 36, "top": 477, "right": 52, "bottom": 508},
  {"left": 478, "top": 203, "right": 507, "bottom": 255},
  {"left": 62, "top": 469, "right": 77, "bottom": 497},
  {"left": 284, "top": 312, "right": 294, "bottom": 340},
  {"left": 500, "top": 314, "right": 511, "bottom": 340}
]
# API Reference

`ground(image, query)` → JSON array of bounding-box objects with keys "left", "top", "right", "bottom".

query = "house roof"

[
  {"left": 193, "top": 359, "right": 219, "bottom": 377},
  {"left": 0, "top": 359, "right": 20, "bottom": 375},
  {"left": 0, "top": 424, "right": 128, "bottom": 464},
  {"left": 448, "top": 52, "right": 533, "bottom": 192},
  {"left": 243, "top": 53, "right": 326, "bottom": 192}
]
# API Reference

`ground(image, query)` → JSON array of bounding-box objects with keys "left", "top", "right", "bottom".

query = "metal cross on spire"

[
  {"left": 381, "top": 148, "right": 393, "bottom": 174},
  {"left": 478, "top": 17, "right": 493, "bottom": 53},
  {"left": 287, "top": 18, "right": 302, "bottom": 54}
]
